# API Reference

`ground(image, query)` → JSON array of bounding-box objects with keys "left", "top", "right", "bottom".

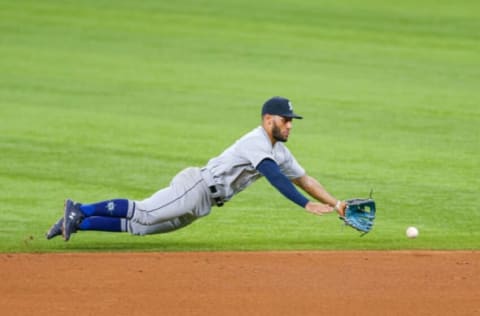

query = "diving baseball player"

[{"left": 46, "top": 96, "right": 347, "bottom": 241}]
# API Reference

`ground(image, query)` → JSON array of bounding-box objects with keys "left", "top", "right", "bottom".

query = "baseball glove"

[{"left": 340, "top": 198, "right": 376, "bottom": 235}]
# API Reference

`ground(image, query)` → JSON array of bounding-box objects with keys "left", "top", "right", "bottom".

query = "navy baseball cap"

[{"left": 261, "top": 96, "right": 303, "bottom": 119}]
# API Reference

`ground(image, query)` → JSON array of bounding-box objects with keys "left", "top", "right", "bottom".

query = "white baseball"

[{"left": 406, "top": 226, "right": 419, "bottom": 238}]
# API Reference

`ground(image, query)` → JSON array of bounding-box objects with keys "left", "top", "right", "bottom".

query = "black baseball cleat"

[
  {"left": 45, "top": 217, "right": 64, "bottom": 240},
  {"left": 62, "top": 199, "right": 84, "bottom": 241}
]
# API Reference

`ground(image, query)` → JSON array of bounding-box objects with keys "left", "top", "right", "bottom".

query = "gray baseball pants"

[{"left": 125, "top": 167, "right": 214, "bottom": 235}]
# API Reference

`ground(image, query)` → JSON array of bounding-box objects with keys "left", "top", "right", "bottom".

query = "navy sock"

[
  {"left": 78, "top": 217, "right": 125, "bottom": 232},
  {"left": 80, "top": 199, "right": 129, "bottom": 217}
]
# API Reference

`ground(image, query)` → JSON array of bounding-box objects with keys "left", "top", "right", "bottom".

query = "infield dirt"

[{"left": 1, "top": 251, "right": 479, "bottom": 315}]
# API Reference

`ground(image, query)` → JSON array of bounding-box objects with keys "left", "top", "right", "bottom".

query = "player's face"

[{"left": 272, "top": 116, "right": 293, "bottom": 142}]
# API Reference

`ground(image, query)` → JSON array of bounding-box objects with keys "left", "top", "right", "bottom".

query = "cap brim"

[{"left": 283, "top": 113, "right": 303, "bottom": 119}]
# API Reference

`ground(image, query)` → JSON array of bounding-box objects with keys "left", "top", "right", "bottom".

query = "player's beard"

[{"left": 272, "top": 123, "right": 288, "bottom": 143}]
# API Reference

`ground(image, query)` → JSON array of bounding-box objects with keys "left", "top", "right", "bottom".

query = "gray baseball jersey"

[
  {"left": 205, "top": 126, "right": 305, "bottom": 201},
  {"left": 127, "top": 126, "right": 305, "bottom": 235}
]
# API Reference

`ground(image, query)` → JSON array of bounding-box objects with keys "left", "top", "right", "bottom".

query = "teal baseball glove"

[{"left": 340, "top": 198, "right": 376, "bottom": 235}]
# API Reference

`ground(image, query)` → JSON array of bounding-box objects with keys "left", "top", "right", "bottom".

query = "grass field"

[{"left": 1, "top": 0, "right": 479, "bottom": 252}]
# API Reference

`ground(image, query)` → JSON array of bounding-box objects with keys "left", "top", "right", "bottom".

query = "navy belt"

[
  {"left": 209, "top": 185, "right": 224, "bottom": 207},
  {"left": 200, "top": 168, "right": 224, "bottom": 207}
]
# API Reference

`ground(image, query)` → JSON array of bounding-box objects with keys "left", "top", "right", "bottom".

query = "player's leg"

[
  {"left": 47, "top": 214, "right": 197, "bottom": 239},
  {"left": 57, "top": 189, "right": 180, "bottom": 241},
  {"left": 130, "top": 167, "right": 212, "bottom": 226},
  {"left": 61, "top": 198, "right": 136, "bottom": 241},
  {"left": 46, "top": 200, "right": 133, "bottom": 240},
  {"left": 127, "top": 213, "right": 197, "bottom": 235},
  {"left": 73, "top": 215, "right": 197, "bottom": 234},
  {"left": 55, "top": 167, "right": 212, "bottom": 240},
  {"left": 79, "top": 199, "right": 135, "bottom": 218}
]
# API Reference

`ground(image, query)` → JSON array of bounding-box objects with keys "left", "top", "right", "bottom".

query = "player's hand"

[
  {"left": 305, "top": 202, "right": 334, "bottom": 216},
  {"left": 335, "top": 201, "right": 347, "bottom": 217}
]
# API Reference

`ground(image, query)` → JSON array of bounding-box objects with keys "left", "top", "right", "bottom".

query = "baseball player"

[{"left": 46, "top": 96, "right": 347, "bottom": 241}]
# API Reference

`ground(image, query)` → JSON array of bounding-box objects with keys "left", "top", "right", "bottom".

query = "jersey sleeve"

[
  {"left": 238, "top": 135, "right": 275, "bottom": 168},
  {"left": 278, "top": 146, "right": 306, "bottom": 179}
]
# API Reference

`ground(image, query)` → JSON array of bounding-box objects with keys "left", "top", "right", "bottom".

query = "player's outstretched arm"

[
  {"left": 304, "top": 201, "right": 334, "bottom": 216},
  {"left": 257, "top": 159, "right": 310, "bottom": 208},
  {"left": 293, "top": 175, "right": 346, "bottom": 216}
]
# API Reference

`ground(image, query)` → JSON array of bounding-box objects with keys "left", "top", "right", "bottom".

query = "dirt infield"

[{"left": 1, "top": 251, "right": 479, "bottom": 316}]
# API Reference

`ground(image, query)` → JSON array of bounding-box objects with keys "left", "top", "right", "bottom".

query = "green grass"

[{"left": 1, "top": 0, "right": 479, "bottom": 252}]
